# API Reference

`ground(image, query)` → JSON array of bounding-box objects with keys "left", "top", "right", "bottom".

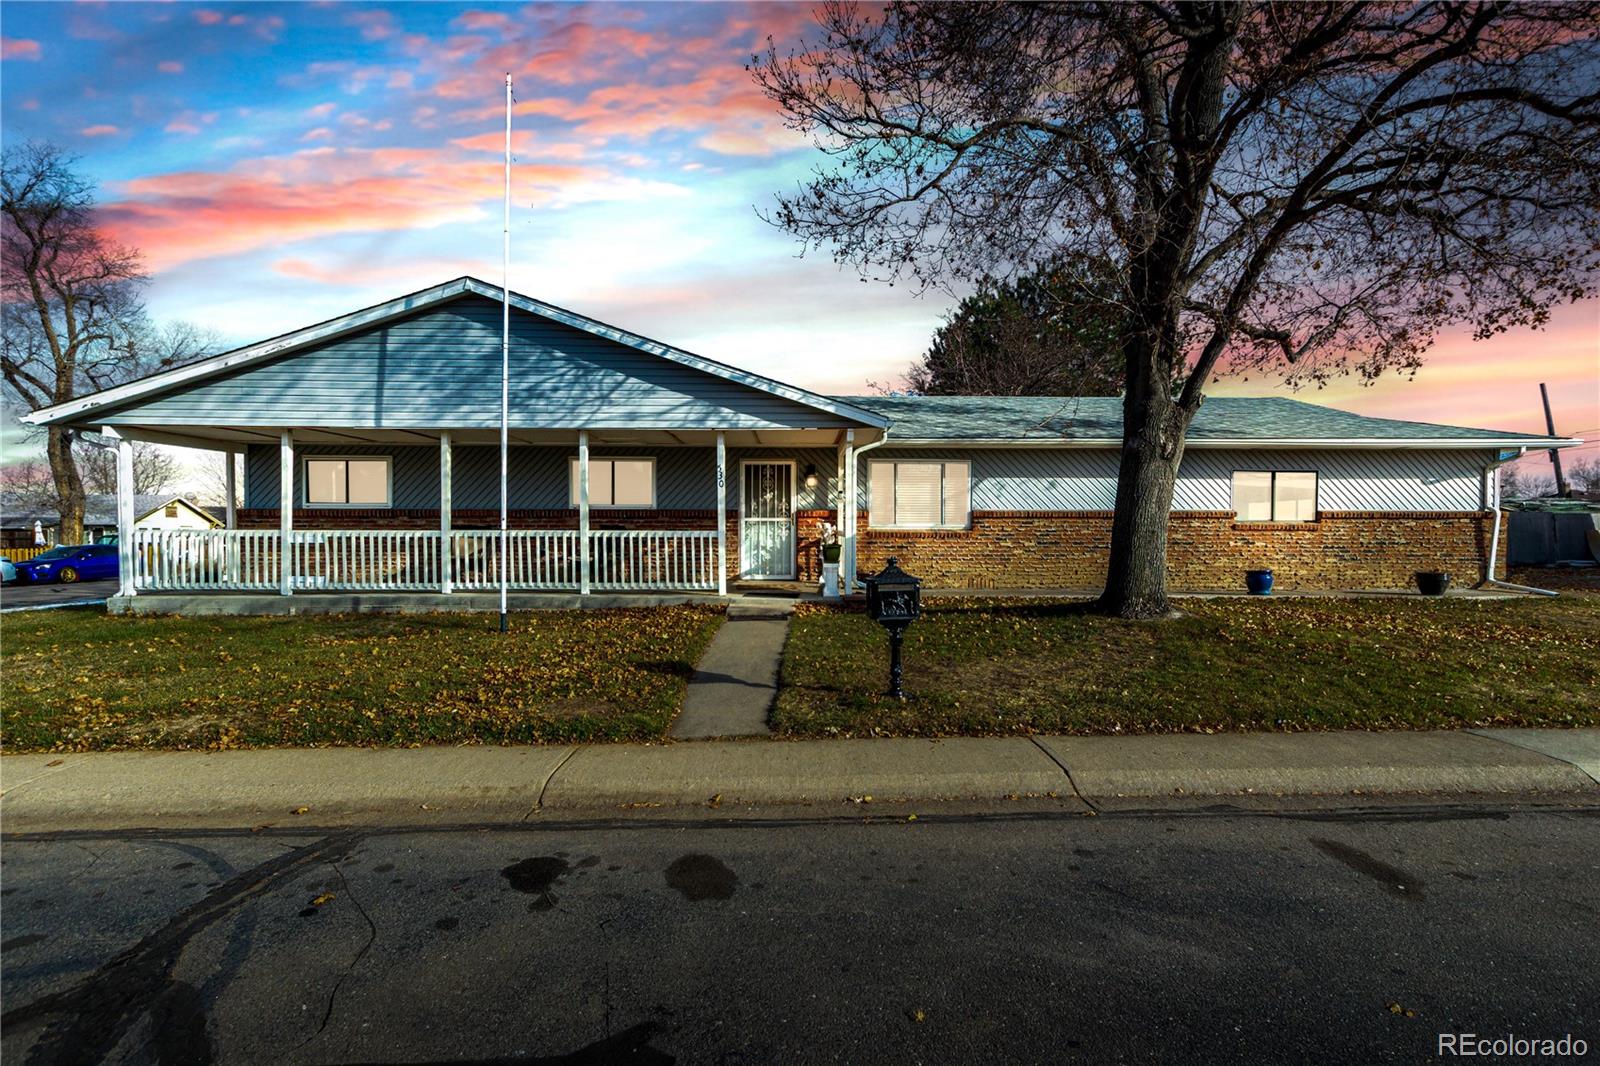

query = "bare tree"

[
  {"left": 908, "top": 258, "right": 1125, "bottom": 395},
  {"left": 77, "top": 441, "right": 183, "bottom": 497},
  {"left": 0, "top": 457, "right": 58, "bottom": 509},
  {"left": 754, "top": 2, "right": 1600, "bottom": 616},
  {"left": 2, "top": 142, "right": 159, "bottom": 544}
]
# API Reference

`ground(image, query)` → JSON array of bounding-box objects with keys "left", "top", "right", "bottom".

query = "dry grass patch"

[{"left": 2, "top": 606, "right": 723, "bottom": 752}]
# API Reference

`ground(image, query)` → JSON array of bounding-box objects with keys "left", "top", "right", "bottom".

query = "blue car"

[{"left": 11, "top": 544, "right": 119, "bottom": 585}]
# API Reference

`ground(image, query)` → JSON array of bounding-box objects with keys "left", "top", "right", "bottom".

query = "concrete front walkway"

[
  {"left": 3, "top": 729, "right": 1595, "bottom": 832},
  {"left": 670, "top": 600, "right": 793, "bottom": 739}
]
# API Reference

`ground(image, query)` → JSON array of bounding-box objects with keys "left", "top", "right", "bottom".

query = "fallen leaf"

[
  {"left": 909, "top": 1008, "right": 927, "bottom": 1024},
  {"left": 46, "top": 758, "right": 65, "bottom": 767},
  {"left": 309, "top": 893, "right": 335, "bottom": 907},
  {"left": 707, "top": 793, "right": 722, "bottom": 809},
  {"left": 291, "top": 806, "right": 310, "bottom": 815}
]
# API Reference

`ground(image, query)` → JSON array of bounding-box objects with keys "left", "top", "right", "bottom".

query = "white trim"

[
  {"left": 738, "top": 459, "right": 797, "bottom": 581},
  {"left": 301, "top": 455, "right": 394, "bottom": 508},
  {"left": 116, "top": 439, "right": 135, "bottom": 598},
  {"left": 883, "top": 437, "right": 1583, "bottom": 450},
  {"left": 867, "top": 458, "right": 973, "bottom": 530},
  {"left": 1229, "top": 469, "right": 1319, "bottom": 523},
  {"left": 279, "top": 430, "right": 293, "bottom": 597},
  {"left": 567, "top": 455, "right": 657, "bottom": 509},
  {"left": 715, "top": 432, "right": 727, "bottom": 596},
  {"left": 22, "top": 276, "right": 891, "bottom": 431},
  {"left": 439, "top": 432, "right": 453, "bottom": 595},
  {"left": 578, "top": 430, "right": 591, "bottom": 595}
]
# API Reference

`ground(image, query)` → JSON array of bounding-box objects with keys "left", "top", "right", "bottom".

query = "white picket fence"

[{"left": 132, "top": 528, "right": 719, "bottom": 593}]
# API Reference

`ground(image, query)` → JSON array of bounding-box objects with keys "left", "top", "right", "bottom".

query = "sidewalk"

[{"left": 3, "top": 729, "right": 1596, "bottom": 831}]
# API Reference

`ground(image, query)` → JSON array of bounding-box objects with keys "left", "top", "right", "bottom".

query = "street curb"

[{"left": 1, "top": 729, "right": 1595, "bottom": 832}]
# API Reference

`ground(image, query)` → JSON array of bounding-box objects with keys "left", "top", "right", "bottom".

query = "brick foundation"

[
  {"left": 238, "top": 507, "right": 1504, "bottom": 591},
  {"left": 845, "top": 509, "right": 1504, "bottom": 591}
]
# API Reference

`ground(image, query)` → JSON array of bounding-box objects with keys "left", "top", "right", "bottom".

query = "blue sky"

[{"left": 2, "top": 1, "right": 1595, "bottom": 478}]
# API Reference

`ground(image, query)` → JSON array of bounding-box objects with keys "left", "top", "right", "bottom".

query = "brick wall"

[
  {"left": 848, "top": 509, "right": 1504, "bottom": 591},
  {"left": 238, "top": 506, "right": 1505, "bottom": 591}
]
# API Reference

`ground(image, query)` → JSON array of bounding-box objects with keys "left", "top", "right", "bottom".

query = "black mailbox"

[{"left": 863, "top": 557, "right": 921, "bottom": 698}]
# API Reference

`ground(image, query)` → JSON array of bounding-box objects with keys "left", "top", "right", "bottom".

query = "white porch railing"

[
  {"left": 134, "top": 529, "right": 280, "bottom": 591},
  {"left": 131, "top": 528, "right": 719, "bottom": 593},
  {"left": 592, "top": 529, "right": 719, "bottom": 591},
  {"left": 450, "top": 530, "right": 579, "bottom": 590}
]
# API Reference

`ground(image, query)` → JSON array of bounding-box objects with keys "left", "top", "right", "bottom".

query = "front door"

[{"left": 740, "top": 461, "right": 795, "bottom": 579}]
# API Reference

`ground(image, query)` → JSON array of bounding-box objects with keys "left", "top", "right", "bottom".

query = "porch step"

[{"left": 670, "top": 608, "right": 791, "bottom": 739}]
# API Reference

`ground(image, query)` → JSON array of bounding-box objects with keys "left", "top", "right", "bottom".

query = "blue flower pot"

[{"left": 1245, "top": 569, "right": 1274, "bottom": 595}]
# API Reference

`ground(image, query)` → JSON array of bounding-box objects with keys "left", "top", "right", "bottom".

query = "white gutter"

[
  {"left": 884, "top": 437, "right": 1583, "bottom": 450},
  {"left": 844, "top": 429, "right": 891, "bottom": 592},
  {"left": 1483, "top": 448, "right": 1558, "bottom": 597}
]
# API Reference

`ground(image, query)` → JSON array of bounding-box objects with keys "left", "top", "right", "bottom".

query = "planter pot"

[
  {"left": 1415, "top": 571, "right": 1451, "bottom": 596},
  {"left": 821, "top": 544, "right": 842, "bottom": 564},
  {"left": 1245, "top": 569, "right": 1274, "bottom": 596}
]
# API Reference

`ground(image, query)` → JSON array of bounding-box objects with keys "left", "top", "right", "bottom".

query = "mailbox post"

[{"left": 863, "top": 557, "right": 921, "bottom": 699}]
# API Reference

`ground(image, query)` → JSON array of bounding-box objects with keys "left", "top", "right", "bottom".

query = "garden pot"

[
  {"left": 1415, "top": 571, "right": 1451, "bottom": 596},
  {"left": 1245, "top": 569, "right": 1274, "bottom": 595},
  {"left": 821, "top": 544, "right": 842, "bottom": 564}
]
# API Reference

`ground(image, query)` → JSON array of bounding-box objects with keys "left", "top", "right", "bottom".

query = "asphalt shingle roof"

[{"left": 831, "top": 395, "right": 1567, "bottom": 444}]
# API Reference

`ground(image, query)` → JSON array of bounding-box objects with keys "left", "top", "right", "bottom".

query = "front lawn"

[
  {"left": 775, "top": 596, "right": 1599, "bottom": 737},
  {"left": 2, "top": 606, "right": 723, "bottom": 752}
]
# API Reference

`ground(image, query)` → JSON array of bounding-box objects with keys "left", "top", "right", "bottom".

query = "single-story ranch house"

[{"left": 22, "top": 277, "right": 1578, "bottom": 606}]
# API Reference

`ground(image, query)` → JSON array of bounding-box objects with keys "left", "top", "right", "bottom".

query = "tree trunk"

[
  {"left": 1097, "top": 335, "right": 1189, "bottom": 619},
  {"left": 47, "top": 426, "right": 85, "bottom": 545}
]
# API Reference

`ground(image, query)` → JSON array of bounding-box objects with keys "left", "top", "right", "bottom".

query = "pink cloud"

[
  {"left": 347, "top": 9, "right": 396, "bottom": 41},
  {"left": 455, "top": 10, "right": 513, "bottom": 32},
  {"left": 306, "top": 101, "right": 338, "bottom": 117},
  {"left": 165, "top": 119, "right": 201, "bottom": 135},
  {"left": 301, "top": 127, "right": 335, "bottom": 142},
  {"left": 80, "top": 125, "right": 121, "bottom": 138},
  {"left": 193, "top": 9, "right": 224, "bottom": 25},
  {"left": 158, "top": 60, "right": 184, "bottom": 74},
  {"left": 1, "top": 37, "right": 42, "bottom": 60},
  {"left": 98, "top": 147, "right": 666, "bottom": 271}
]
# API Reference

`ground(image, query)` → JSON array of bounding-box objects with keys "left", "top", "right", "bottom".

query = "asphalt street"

[
  {"left": 0, "top": 578, "right": 114, "bottom": 611},
  {"left": 2, "top": 799, "right": 1597, "bottom": 1064}
]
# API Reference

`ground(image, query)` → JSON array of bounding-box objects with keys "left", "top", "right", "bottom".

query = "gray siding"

[
  {"left": 857, "top": 448, "right": 1494, "bottom": 513},
  {"left": 245, "top": 444, "right": 841, "bottom": 511},
  {"left": 104, "top": 295, "right": 854, "bottom": 431},
  {"left": 244, "top": 443, "right": 1493, "bottom": 515}
]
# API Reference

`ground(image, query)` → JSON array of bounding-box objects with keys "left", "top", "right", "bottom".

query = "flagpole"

[{"left": 499, "top": 72, "right": 511, "bottom": 634}]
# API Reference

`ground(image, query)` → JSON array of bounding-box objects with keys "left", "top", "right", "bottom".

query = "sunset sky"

[{"left": 2, "top": 1, "right": 1595, "bottom": 482}]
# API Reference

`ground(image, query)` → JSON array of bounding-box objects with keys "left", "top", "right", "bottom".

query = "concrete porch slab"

[
  {"left": 107, "top": 591, "right": 737, "bottom": 615},
  {"left": 542, "top": 736, "right": 1076, "bottom": 808},
  {"left": 1034, "top": 730, "right": 1598, "bottom": 800}
]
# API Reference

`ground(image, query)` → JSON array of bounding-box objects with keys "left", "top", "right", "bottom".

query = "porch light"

[{"left": 803, "top": 464, "right": 819, "bottom": 489}]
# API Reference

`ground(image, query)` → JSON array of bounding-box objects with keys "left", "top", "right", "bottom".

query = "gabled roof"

[
  {"left": 836, "top": 395, "right": 1582, "bottom": 449},
  {"left": 0, "top": 493, "right": 220, "bottom": 529},
  {"left": 23, "top": 277, "right": 890, "bottom": 431}
]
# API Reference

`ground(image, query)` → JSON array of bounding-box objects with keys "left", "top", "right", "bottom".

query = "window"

[
  {"left": 569, "top": 457, "right": 655, "bottom": 508},
  {"left": 164, "top": 503, "right": 179, "bottom": 518},
  {"left": 304, "top": 457, "right": 391, "bottom": 507},
  {"left": 869, "top": 461, "right": 971, "bottom": 528},
  {"left": 1231, "top": 471, "right": 1318, "bottom": 522}
]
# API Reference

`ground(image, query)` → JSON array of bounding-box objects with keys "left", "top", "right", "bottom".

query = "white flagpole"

[{"left": 499, "top": 72, "right": 511, "bottom": 633}]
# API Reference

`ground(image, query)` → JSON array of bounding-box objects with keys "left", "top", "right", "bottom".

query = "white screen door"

[{"left": 740, "top": 462, "right": 795, "bottom": 579}]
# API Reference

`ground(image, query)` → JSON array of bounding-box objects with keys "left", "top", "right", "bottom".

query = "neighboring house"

[
  {"left": 19, "top": 277, "right": 1580, "bottom": 602},
  {"left": 1, "top": 493, "right": 221, "bottom": 550}
]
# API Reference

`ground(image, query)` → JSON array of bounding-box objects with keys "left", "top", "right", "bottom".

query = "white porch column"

[
  {"left": 224, "top": 449, "right": 239, "bottom": 584},
  {"left": 715, "top": 431, "right": 727, "bottom": 595},
  {"left": 440, "top": 431, "right": 453, "bottom": 594},
  {"left": 224, "top": 450, "right": 237, "bottom": 529},
  {"left": 279, "top": 429, "right": 294, "bottom": 596},
  {"left": 843, "top": 430, "right": 857, "bottom": 592},
  {"left": 114, "top": 433, "right": 136, "bottom": 598},
  {"left": 578, "top": 429, "right": 591, "bottom": 594}
]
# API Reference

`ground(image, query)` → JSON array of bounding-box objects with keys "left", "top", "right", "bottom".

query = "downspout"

[
  {"left": 845, "top": 428, "right": 890, "bottom": 592},
  {"left": 1483, "top": 448, "right": 1558, "bottom": 597}
]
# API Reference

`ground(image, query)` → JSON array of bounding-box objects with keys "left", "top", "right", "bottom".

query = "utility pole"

[{"left": 1540, "top": 383, "right": 1569, "bottom": 497}]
